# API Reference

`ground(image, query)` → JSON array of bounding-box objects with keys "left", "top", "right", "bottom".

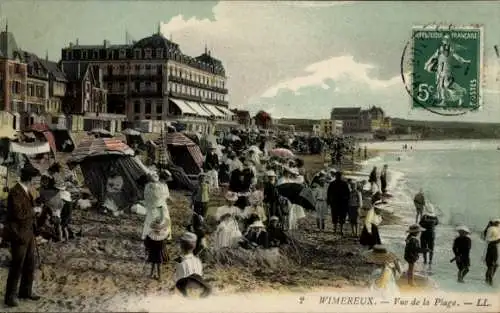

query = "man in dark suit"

[
  {"left": 4, "top": 165, "right": 41, "bottom": 307},
  {"left": 327, "top": 171, "right": 350, "bottom": 236}
]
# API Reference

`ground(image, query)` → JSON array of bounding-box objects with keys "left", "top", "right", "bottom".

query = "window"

[
  {"left": 119, "top": 49, "right": 126, "bottom": 59},
  {"left": 134, "top": 49, "right": 141, "bottom": 59},
  {"left": 157, "top": 65, "right": 162, "bottom": 75},
  {"left": 145, "top": 100, "right": 152, "bottom": 114},
  {"left": 14, "top": 64, "right": 20, "bottom": 74},
  {"left": 107, "top": 65, "right": 113, "bottom": 75},
  {"left": 169, "top": 67, "right": 173, "bottom": 75},
  {"left": 134, "top": 100, "right": 141, "bottom": 113},
  {"left": 174, "top": 84, "right": 178, "bottom": 93},
  {"left": 107, "top": 82, "right": 112, "bottom": 91},
  {"left": 168, "top": 84, "right": 172, "bottom": 92},
  {"left": 93, "top": 50, "right": 99, "bottom": 59},
  {"left": 156, "top": 82, "right": 161, "bottom": 91},
  {"left": 107, "top": 50, "right": 113, "bottom": 60},
  {"left": 156, "top": 48, "right": 163, "bottom": 58},
  {"left": 145, "top": 81, "right": 151, "bottom": 90},
  {"left": 119, "top": 82, "right": 125, "bottom": 91},
  {"left": 67, "top": 51, "right": 73, "bottom": 60},
  {"left": 183, "top": 85, "right": 187, "bottom": 93},
  {"left": 135, "top": 64, "right": 141, "bottom": 73},
  {"left": 119, "top": 65, "right": 125, "bottom": 74},
  {"left": 82, "top": 50, "right": 88, "bottom": 59},
  {"left": 145, "top": 64, "right": 151, "bottom": 73},
  {"left": 156, "top": 101, "right": 163, "bottom": 114},
  {"left": 144, "top": 49, "right": 152, "bottom": 59},
  {"left": 134, "top": 81, "right": 140, "bottom": 90}
]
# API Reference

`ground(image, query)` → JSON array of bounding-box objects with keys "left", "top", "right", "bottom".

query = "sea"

[{"left": 360, "top": 139, "right": 500, "bottom": 292}]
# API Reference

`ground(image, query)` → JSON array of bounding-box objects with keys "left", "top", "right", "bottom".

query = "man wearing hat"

[
  {"left": 404, "top": 224, "right": 426, "bottom": 286},
  {"left": 191, "top": 173, "right": 210, "bottom": 218},
  {"left": 4, "top": 165, "right": 41, "bottom": 307},
  {"left": 174, "top": 232, "right": 211, "bottom": 297},
  {"left": 484, "top": 219, "right": 500, "bottom": 286},
  {"left": 419, "top": 206, "right": 439, "bottom": 269},
  {"left": 327, "top": 171, "right": 350, "bottom": 236},
  {"left": 452, "top": 225, "right": 471, "bottom": 283},
  {"left": 263, "top": 170, "right": 282, "bottom": 224}
]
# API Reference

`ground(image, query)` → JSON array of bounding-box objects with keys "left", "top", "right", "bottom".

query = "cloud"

[{"left": 261, "top": 56, "right": 400, "bottom": 98}]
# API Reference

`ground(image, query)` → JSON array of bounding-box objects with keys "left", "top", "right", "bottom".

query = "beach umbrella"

[
  {"left": 269, "top": 148, "right": 294, "bottom": 158},
  {"left": 276, "top": 183, "right": 316, "bottom": 211},
  {"left": 122, "top": 128, "right": 141, "bottom": 136},
  {"left": 89, "top": 128, "right": 112, "bottom": 138}
]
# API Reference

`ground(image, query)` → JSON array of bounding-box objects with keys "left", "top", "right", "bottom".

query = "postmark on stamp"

[{"left": 401, "top": 25, "right": 484, "bottom": 115}]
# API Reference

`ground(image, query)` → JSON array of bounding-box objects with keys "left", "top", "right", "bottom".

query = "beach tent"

[
  {"left": 164, "top": 132, "right": 203, "bottom": 176},
  {"left": 122, "top": 128, "right": 145, "bottom": 148},
  {"left": 68, "top": 138, "right": 147, "bottom": 208},
  {"left": 31, "top": 123, "right": 75, "bottom": 153}
]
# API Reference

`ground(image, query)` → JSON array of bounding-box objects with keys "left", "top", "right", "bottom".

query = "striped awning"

[
  {"left": 171, "top": 98, "right": 197, "bottom": 115},
  {"left": 216, "top": 106, "right": 234, "bottom": 116},
  {"left": 186, "top": 101, "right": 211, "bottom": 117},
  {"left": 69, "top": 138, "right": 134, "bottom": 163},
  {"left": 201, "top": 103, "right": 225, "bottom": 117},
  {"left": 164, "top": 132, "right": 196, "bottom": 146}
]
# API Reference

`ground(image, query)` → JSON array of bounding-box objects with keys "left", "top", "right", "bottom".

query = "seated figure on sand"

[
  {"left": 365, "top": 245, "right": 401, "bottom": 299},
  {"left": 243, "top": 191, "right": 267, "bottom": 227},
  {"left": 174, "top": 232, "right": 211, "bottom": 298},
  {"left": 267, "top": 216, "right": 288, "bottom": 247},
  {"left": 240, "top": 215, "right": 269, "bottom": 249},
  {"left": 141, "top": 172, "right": 172, "bottom": 241},
  {"left": 103, "top": 170, "right": 125, "bottom": 216},
  {"left": 213, "top": 192, "right": 243, "bottom": 250}
]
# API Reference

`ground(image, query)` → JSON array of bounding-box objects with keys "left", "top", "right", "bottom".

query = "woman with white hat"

[
  {"left": 364, "top": 245, "right": 401, "bottom": 299},
  {"left": 174, "top": 232, "right": 209, "bottom": 297},
  {"left": 452, "top": 225, "right": 471, "bottom": 283},
  {"left": 241, "top": 218, "right": 269, "bottom": 249},
  {"left": 484, "top": 219, "right": 500, "bottom": 286},
  {"left": 142, "top": 173, "right": 172, "bottom": 241},
  {"left": 243, "top": 191, "right": 267, "bottom": 224},
  {"left": 213, "top": 192, "right": 243, "bottom": 250}
]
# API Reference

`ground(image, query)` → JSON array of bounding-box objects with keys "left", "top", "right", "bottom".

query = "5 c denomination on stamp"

[{"left": 401, "top": 25, "right": 484, "bottom": 115}]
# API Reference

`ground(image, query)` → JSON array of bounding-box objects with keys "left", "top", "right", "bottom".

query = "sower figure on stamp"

[
  {"left": 4, "top": 165, "right": 42, "bottom": 307},
  {"left": 424, "top": 34, "right": 471, "bottom": 107}
]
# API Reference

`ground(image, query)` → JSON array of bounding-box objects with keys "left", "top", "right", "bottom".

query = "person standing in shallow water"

[
  {"left": 404, "top": 224, "right": 426, "bottom": 286},
  {"left": 368, "top": 167, "right": 378, "bottom": 194},
  {"left": 452, "top": 225, "right": 472, "bottom": 283},
  {"left": 380, "top": 164, "right": 388, "bottom": 195},
  {"left": 413, "top": 189, "right": 426, "bottom": 223},
  {"left": 419, "top": 207, "right": 439, "bottom": 269},
  {"left": 484, "top": 219, "right": 500, "bottom": 286}
]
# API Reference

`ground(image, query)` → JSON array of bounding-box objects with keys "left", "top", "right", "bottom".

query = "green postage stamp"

[{"left": 411, "top": 26, "right": 483, "bottom": 111}]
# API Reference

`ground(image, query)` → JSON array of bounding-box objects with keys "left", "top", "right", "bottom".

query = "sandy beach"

[{"left": 0, "top": 152, "right": 407, "bottom": 312}]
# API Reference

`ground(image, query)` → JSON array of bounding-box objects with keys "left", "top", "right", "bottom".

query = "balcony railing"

[
  {"left": 168, "top": 76, "right": 228, "bottom": 94},
  {"left": 130, "top": 90, "right": 163, "bottom": 97}
]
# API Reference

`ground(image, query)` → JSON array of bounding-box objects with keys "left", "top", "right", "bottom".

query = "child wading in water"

[
  {"left": 404, "top": 224, "right": 426, "bottom": 286},
  {"left": 452, "top": 225, "right": 471, "bottom": 283},
  {"left": 144, "top": 218, "right": 170, "bottom": 280}
]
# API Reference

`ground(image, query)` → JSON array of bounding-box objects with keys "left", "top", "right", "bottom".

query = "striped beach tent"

[
  {"left": 164, "top": 132, "right": 203, "bottom": 175},
  {"left": 69, "top": 138, "right": 134, "bottom": 164}
]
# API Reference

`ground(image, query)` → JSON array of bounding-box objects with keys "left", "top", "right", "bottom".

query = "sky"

[{"left": 1, "top": 0, "right": 500, "bottom": 122}]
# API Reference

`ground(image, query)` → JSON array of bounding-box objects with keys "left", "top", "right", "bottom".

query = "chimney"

[
  {"left": 5, "top": 19, "right": 8, "bottom": 33},
  {"left": 45, "top": 50, "right": 48, "bottom": 61},
  {"left": 69, "top": 42, "right": 73, "bottom": 48},
  {"left": 76, "top": 38, "right": 79, "bottom": 46},
  {"left": 208, "top": 50, "right": 211, "bottom": 57},
  {"left": 204, "top": 44, "right": 207, "bottom": 54},
  {"left": 103, "top": 40, "right": 107, "bottom": 48}
]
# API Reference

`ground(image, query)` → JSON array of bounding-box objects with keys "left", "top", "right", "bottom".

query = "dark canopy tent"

[
  {"left": 164, "top": 133, "right": 203, "bottom": 176},
  {"left": 76, "top": 154, "right": 147, "bottom": 206}
]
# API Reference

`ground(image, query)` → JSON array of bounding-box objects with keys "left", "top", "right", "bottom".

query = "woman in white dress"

[
  {"left": 141, "top": 172, "right": 172, "bottom": 241},
  {"left": 364, "top": 245, "right": 401, "bottom": 299}
]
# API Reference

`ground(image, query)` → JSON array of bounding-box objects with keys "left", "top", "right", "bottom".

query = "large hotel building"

[{"left": 59, "top": 27, "right": 236, "bottom": 133}]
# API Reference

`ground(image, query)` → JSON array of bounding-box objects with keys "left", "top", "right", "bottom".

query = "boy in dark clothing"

[
  {"left": 404, "top": 224, "right": 425, "bottom": 286},
  {"left": 419, "top": 210, "right": 439, "bottom": 269},
  {"left": 267, "top": 216, "right": 288, "bottom": 247},
  {"left": 327, "top": 172, "right": 350, "bottom": 236},
  {"left": 452, "top": 225, "right": 472, "bottom": 283}
]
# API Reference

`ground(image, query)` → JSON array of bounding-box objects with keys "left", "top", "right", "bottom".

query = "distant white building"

[{"left": 319, "top": 119, "right": 342, "bottom": 137}]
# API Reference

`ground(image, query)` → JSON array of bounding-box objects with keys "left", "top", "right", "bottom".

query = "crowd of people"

[{"left": 1, "top": 130, "right": 499, "bottom": 307}]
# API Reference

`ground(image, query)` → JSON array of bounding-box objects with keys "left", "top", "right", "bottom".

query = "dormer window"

[
  {"left": 144, "top": 48, "right": 152, "bottom": 59},
  {"left": 119, "top": 49, "right": 126, "bottom": 59},
  {"left": 134, "top": 49, "right": 141, "bottom": 59},
  {"left": 155, "top": 48, "right": 163, "bottom": 58}
]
